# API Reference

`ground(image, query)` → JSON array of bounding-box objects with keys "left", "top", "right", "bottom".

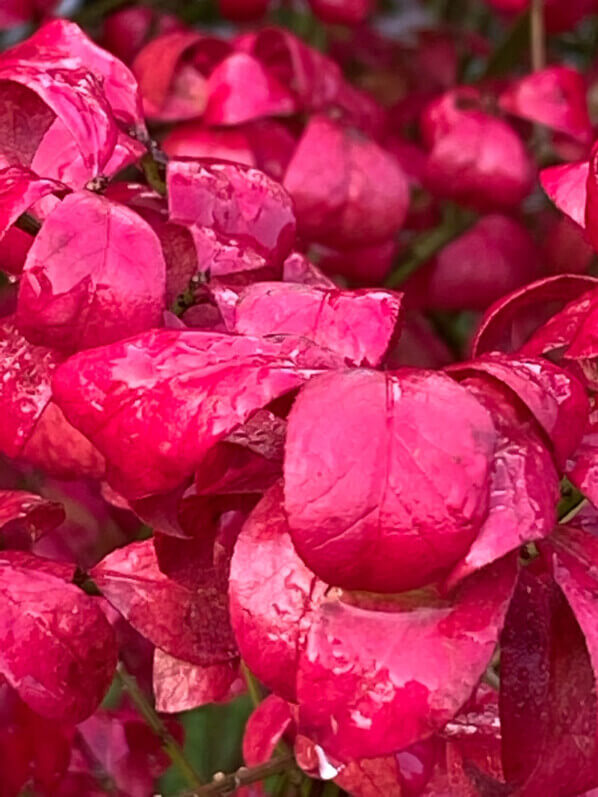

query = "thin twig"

[
  {"left": 530, "top": 0, "right": 546, "bottom": 71},
  {"left": 178, "top": 754, "right": 297, "bottom": 796},
  {"left": 116, "top": 662, "right": 204, "bottom": 790}
]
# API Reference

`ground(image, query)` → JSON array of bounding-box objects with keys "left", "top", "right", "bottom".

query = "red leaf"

[
  {"left": 422, "top": 90, "right": 533, "bottom": 210},
  {"left": 0, "top": 48, "right": 117, "bottom": 173},
  {"left": 234, "top": 282, "right": 403, "bottom": 367},
  {"left": 17, "top": 191, "right": 166, "bottom": 352},
  {"left": 204, "top": 53, "right": 297, "bottom": 126},
  {"left": 18, "top": 20, "right": 145, "bottom": 132},
  {"left": 229, "top": 483, "right": 327, "bottom": 702},
  {"left": 0, "top": 489, "right": 64, "bottom": 549},
  {"left": 91, "top": 539, "right": 237, "bottom": 665},
  {"left": 446, "top": 378, "right": 558, "bottom": 588},
  {"left": 283, "top": 116, "right": 409, "bottom": 248},
  {"left": 472, "top": 274, "right": 598, "bottom": 356},
  {"left": 500, "top": 565, "right": 598, "bottom": 795},
  {"left": 0, "top": 318, "right": 104, "bottom": 478},
  {"left": 448, "top": 352, "right": 589, "bottom": 467},
  {"left": 0, "top": 553, "right": 117, "bottom": 723},
  {"left": 52, "top": 329, "right": 341, "bottom": 498},
  {"left": 308, "top": 0, "right": 373, "bottom": 24},
  {"left": 405, "top": 215, "right": 541, "bottom": 312},
  {"left": 541, "top": 160, "right": 588, "bottom": 229},
  {"left": 132, "top": 31, "right": 230, "bottom": 121},
  {"left": 243, "top": 695, "right": 293, "bottom": 766},
  {"left": 296, "top": 555, "right": 518, "bottom": 761},
  {"left": 167, "top": 158, "right": 296, "bottom": 271},
  {"left": 499, "top": 67, "right": 591, "bottom": 142},
  {"left": 284, "top": 369, "right": 496, "bottom": 593},
  {"left": 0, "top": 165, "right": 66, "bottom": 241}
]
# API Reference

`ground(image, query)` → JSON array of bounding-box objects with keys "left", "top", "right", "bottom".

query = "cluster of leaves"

[{"left": 4, "top": 0, "right": 598, "bottom": 795}]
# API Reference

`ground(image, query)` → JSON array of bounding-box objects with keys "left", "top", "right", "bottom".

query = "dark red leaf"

[{"left": 91, "top": 539, "right": 237, "bottom": 665}]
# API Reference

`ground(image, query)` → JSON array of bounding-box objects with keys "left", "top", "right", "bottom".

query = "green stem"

[
  {"left": 141, "top": 153, "right": 167, "bottom": 197},
  {"left": 385, "top": 212, "right": 475, "bottom": 288},
  {"left": 116, "top": 662, "right": 203, "bottom": 790},
  {"left": 241, "top": 660, "right": 263, "bottom": 708}
]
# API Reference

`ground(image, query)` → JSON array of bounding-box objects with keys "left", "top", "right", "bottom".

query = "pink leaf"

[
  {"left": 308, "top": 0, "right": 373, "bottom": 24},
  {"left": 0, "top": 165, "right": 66, "bottom": 241},
  {"left": 422, "top": 90, "right": 533, "bottom": 210},
  {"left": 284, "top": 369, "right": 496, "bottom": 593},
  {"left": 446, "top": 378, "right": 558, "bottom": 588},
  {"left": 167, "top": 158, "right": 296, "bottom": 271},
  {"left": 296, "top": 555, "right": 518, "bottom": 761},
  {"left": 229, "top": 483, "right": 327, "bottom": 702},
  {"left": 283, "top": 116, "right": 409, "bottom": 248},
  {"left": 447, "top": 352, "right": 589, "bottom": 467},
  {"left": 17, "top": 191, "right": 166, "bottom": 351},
  {"left": 0, "top": 553, "right": 117, "bottom": 723},
  {"left": 499, "top": 66, "right": 591, "bottom": 142},
  {"left": 52, "top": 329, "right": 341, "bottom": 498},
  {"left": 243, "top": 695, "right": 294, "bottom": 766},
  {"left": 0, "top": 318, "right": 104, "bottom": 478},
  {"left": 204, "top": 53, "right": 297, "bottom": 126},
  {"left": 472, "top": 274, "right": 598, "bottom": 356},
  {"left": 541, "top": 160, "right": 589, "bottom": 228},
  {"left": 234, "top": 282, "right": 403, "bottom": 367}
]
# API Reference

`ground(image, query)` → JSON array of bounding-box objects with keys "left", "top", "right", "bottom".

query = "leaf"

[
  {"left": 167, "top": 158, "right": 296, "bottom": 274},
  {"left": 421, "top": 89, "right": 533, "bottom": 211},
  {"left": 446, "top": 377, "right": 558, "bottom": 588},
  {"left": 500, "top": 565, "right": 598, "bottom": 795},
  {"left": 52, "top": 329, "right": 341, "bottom": 498},
  {"left": 448, "top": 352, "right": 588, "bottom": 467},
  {"left": 472, "top": 274, "right": 598, "bottom": 356},
  {"left": 499, "top": 66, "right": 591, "bottom": 142},
  {"left": 17, "top": 191, "right": 166, "bottom": 352},
  {"left": 540, "top": 161, "right": 588, "bottom": 229},
  {"left": 242, "top": 695, "right": 293, "bottom": 766},
  {"left": 0, "top": 552, "right": 117, "bottom": 723},
  {"left": 283, "top": 115, "right": 409, "bottom": 248},
  {"left": 0, "top": 317, "right": 104, "bottom": 478},
  {"left": 284, "top": 369, "right": 496, "bottom": 593},
  {"left": 234, "top": 282, "right": 403, "bottom": 366},
  {"left": 204, "top": 53, "right": 297, "bottom": 126},
  {"left": 0, "top": 489, "right": 64, "bottom": 549},
  {"left": 91, "top": 539, "right": 237, "bottom": 665},
  {"left": 153, "top": 649, "right": 241, "bottom": 713},
  {"left": 296, "top": 554, "right": 518, "bottom": 761},
  {"left": 229, "top": 483, "right": 327, "bottom": 702}
]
